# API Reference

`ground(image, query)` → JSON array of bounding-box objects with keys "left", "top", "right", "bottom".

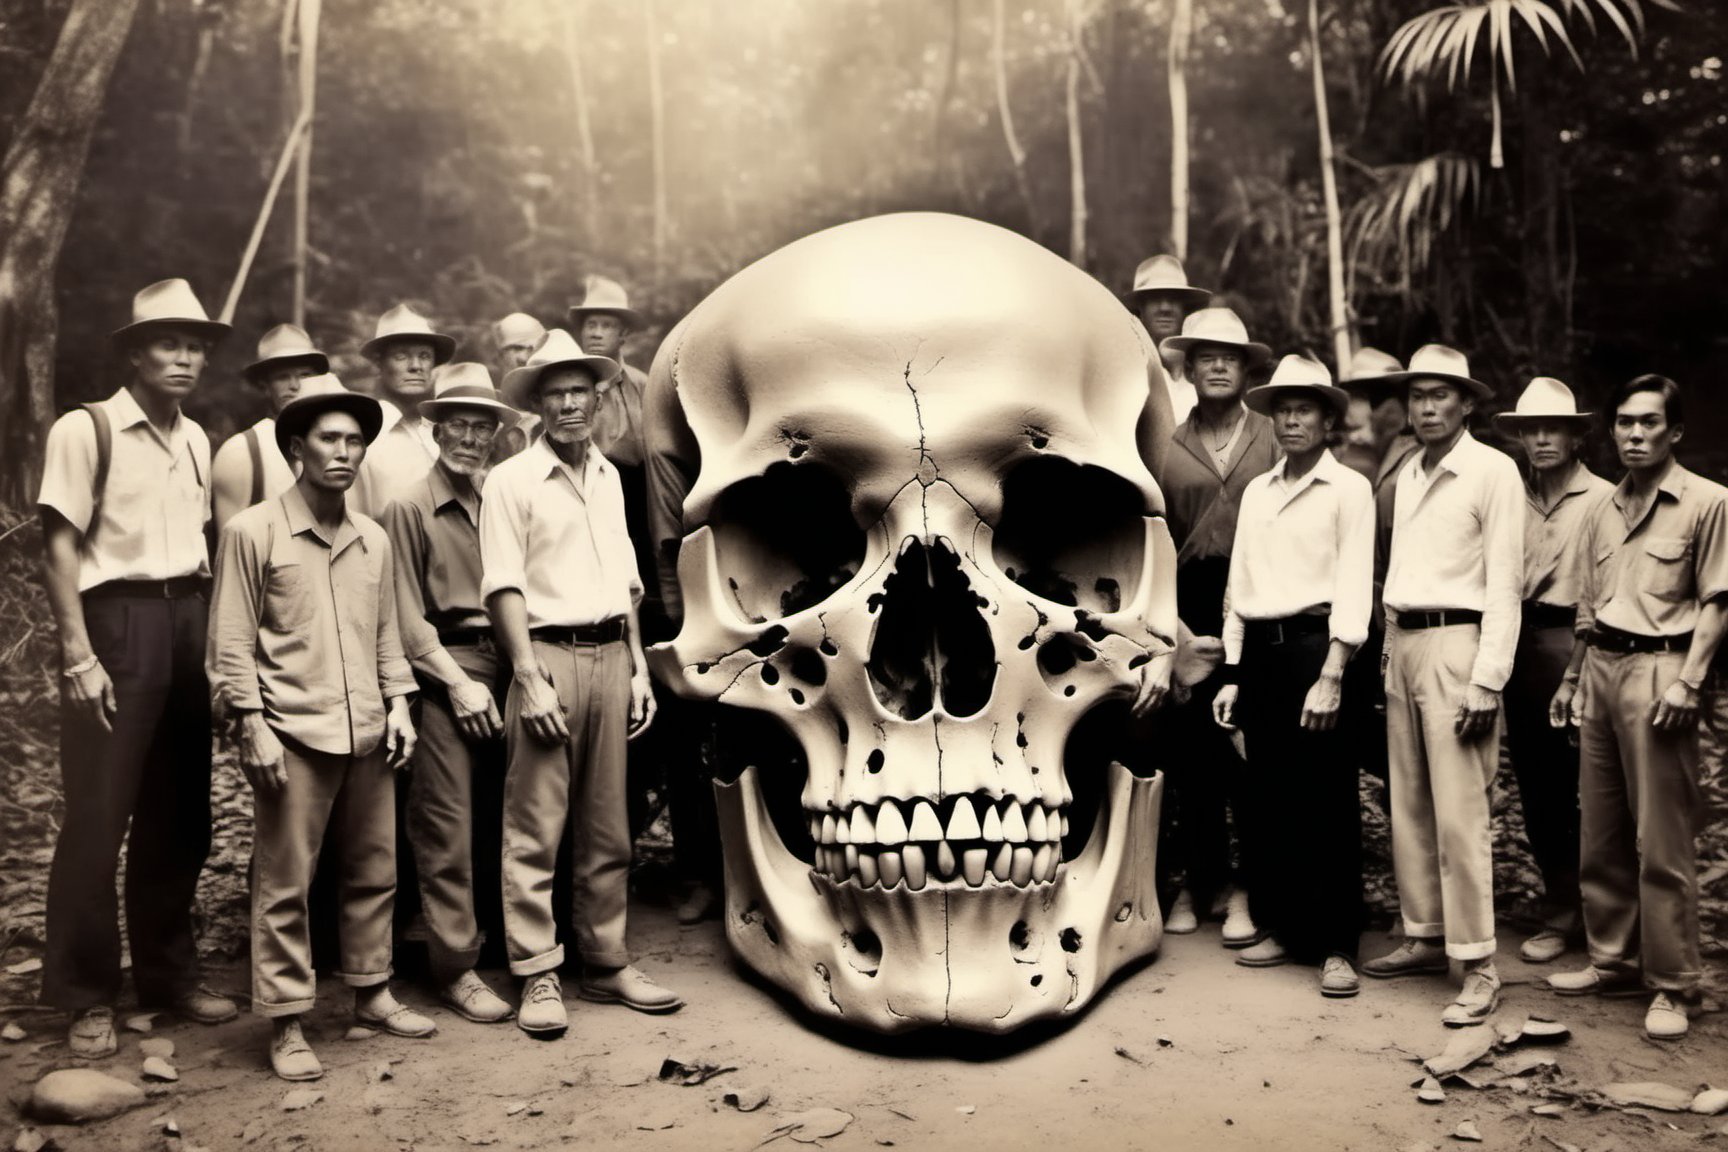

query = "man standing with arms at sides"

[
  {"left": 37, "top": 279, "right": 239, "bottom": 1059},
  {"left": 359, "top": 304, "right": 456, "bottom": 516},
  {"left": 1549, "top": 375, "right": 1727, "bottom": 1041},
  {"left": 381, "top": 363, "right": 515, "bottom": 1025},
  {"left": 489, "top": 312, "right": 546, "bottom": 464},
  {"left": 1493, "top": 378, "right": 1613, "bottom": 966},
  {"left": 1363, "top": 344, "right": 1523, "bottom": 1028},
  {"left": 483, "top": 330, "right": 683, "bottom": 1036},
  {"left": 1124, "top": 253, "right": 1212, "bottom": 426},
  {"left": 208, "top": 376, "right": 431, "bottom": 1081},
  {"left": 1153, "top": 306, "right": 1278, "bottom": 944},
  {"left": 213, "top": 324, "right": 327, "bottom": 532}
]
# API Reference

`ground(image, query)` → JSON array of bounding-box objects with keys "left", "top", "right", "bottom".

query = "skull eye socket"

[
  {"left": 708, "top": 461, "right": 866, "bottom": 623},
  {"left": 992, "top": 457, "right": 1146, "bottom": 615}
]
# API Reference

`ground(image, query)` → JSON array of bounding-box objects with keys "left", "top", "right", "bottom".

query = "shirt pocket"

[
  {"left": 264, "top": 561, "right": 316, "bottom": 633},
  {"left": 1642, "top": 536, "right": 1693, "bottom": 602}
]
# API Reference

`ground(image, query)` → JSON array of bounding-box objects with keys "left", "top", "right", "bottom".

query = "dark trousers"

[
  {"left": 1341, "top": 625, "right": 1390, "bottom": 787},
  {"left": 1503, "top": 623, "right": 1582, "bottom": 920},
  {"left": 664, "top": 695, "right": 723, "bottom": 887},
  {"left": 42, "top": 591, "right": 212, "bottom": 1011},
  {"left": 1235, "top": 628, "right": 1363, "bottom": 961}
]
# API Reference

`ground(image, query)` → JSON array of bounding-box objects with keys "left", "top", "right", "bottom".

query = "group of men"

[{"left": 1127, "top": 254, "right": 1719, "bottom": 1042}]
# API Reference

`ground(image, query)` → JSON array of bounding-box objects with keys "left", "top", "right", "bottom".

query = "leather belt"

[
  {"left": 1587, "top": 623, "right": 1692, "bottom": 655},
  {"left": 531, "top": 618, "right": 626, "bottom": 646},
  {"left": 437, "top": 627, "right": 494, "bottom": 647},
  {"left": 83, "top": 576, "right": 209, "bottom": 600},
  {"left": 1521, "top": 601, "right": 1577, "bottom": 630},
  {"left": 1395, "top": 609, "right": 1483, "bottom": 630},
  {"left": 1242, "top": 614, "right": 1330, "bottom": 646}
]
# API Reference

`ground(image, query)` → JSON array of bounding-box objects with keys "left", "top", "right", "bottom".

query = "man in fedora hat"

[
  {"left": 1153, "top": 306, "right": 1278, "bottom": 944},
  {"left": 1494, "top": 378, "right": 1613, "bottom": 966},
  {"left": 208, "top": 375, "right": 432, "bottom": 1080},
  {"left": 1364, "top": 344, "right": 1524, "bottom": 1028},
  {"left": 1125, "top": 253, "right": 1213, "bottom": 425},
  {"left": 482, "top": 329, "right": 682, "bottom": 1035},
  {"left": 1212, "top": 354, "right": 1374, "bottom": 997},
  {"left": 1547, "top": 374, "right": 1726, "bottom": 1041},
  {"left": 213, "top": 324, "right": 329, "bottom": 532},
  {"left": 359, "top": 303, "right": 457, "bottom": 516},
  {"left": 489, "top": 312, "right": 547, "bottom": 465},
  {"left": 380, "top": 363, "right": 516, "bottom": 1025},
  {"left": 36, "top": 279, "right": 239, "bottom": 1057}
]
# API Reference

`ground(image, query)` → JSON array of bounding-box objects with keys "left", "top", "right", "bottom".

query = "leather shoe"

[
  {"left": 67, "top": 1006, "right": 116, "bottom": 1059},
  {"left": 1644, "top": 992, "right": 1691, "bottom": 1041},
  {"left": 675, "top": 884, "right": 722, "bottom": 926},
  {"left": 439, "top": 970, "right": 513, "bottom": 1024},
  {"left": 578, "top": 965, "right": 685, "bottom": 1014},
  {"left": 1518, "top": 929, "right": 1569, "bottom": 965},
  {"left": 1220, "top": 888, "right": 1258, "bottom": 947},
  {"left": 517, "top": 972, "right": 568, "bottom": 1036},
  {"left": 270, "top": 1019, "right": 323, "bottom": 1082},
  {"left": 172, "top": 985, "right": 239, "bottom": 1025},
  {"left": 1320, "top": 955, "right": 1360, "bottom": 998},
  {"left": 1361, "top": 938, "right": 1448, "bottom": 979},
  {"left": 1546, "top": 965, "right": 1643, "bottom": 997},
  {"left": 1163, "top": 889, "right": 1198, "bottom": 935},
  {"left": 1235, "top": 937, "right": 1288, "bottom": 968},
  {"left": 354, "top": 988, "right": 437, "bottom": 1038},
  {"left": 1441, "top": 965, "right": 1500, "bottom": 1027}
]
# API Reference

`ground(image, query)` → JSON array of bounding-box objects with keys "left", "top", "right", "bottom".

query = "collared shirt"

[
  {"left": 1162, "top": 407, "right": 1280, "bottom": 566},
  {"left": 211, "top": 416, "right": 297, "bottom": 531},
  {"left": 1523, "top": 460, "right": 1615, "bottom": 607},
  {"left": 1576, "top": 462, "right": 1728, "bottom": 638},
  {"left": 38, "top": 387, "right": 211, "bottom": 591},
  {"left": 644, "top": 359, "right": 699, "bottom": 628},
  {"left": 360, "top": 399, "right": 438, "bottom": 517},
  {"left": 207, "top": 486, "right": 416, "bottom": 757},
  {"left": 479, "top": 438, "right": 641, "bottom": 628},
  {"left": 1222, "top": 451, "right": 1375, "bottom": 664},
  {"left": 381, "top": 461, "right": 490, "bottom": 665},
  {"left": 1384, "top": 430, "right": 1525, "bottom": 690},
  {"left": 591, "top": 363, "right": 648, "bottom": 469}
]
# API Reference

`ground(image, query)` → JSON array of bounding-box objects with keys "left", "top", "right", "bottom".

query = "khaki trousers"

[
  {"left": 502, "top": 638, "right": 631, "bottom": 976},
  {"left": 1384, "top": 624, "right": 1499, "bottom": 960},
  {"left": 251, "top": 741, "right": 395, "bottom": 1017},
  {"left": 1577, "top": 648, "right": 1703, "bottom": 992}
]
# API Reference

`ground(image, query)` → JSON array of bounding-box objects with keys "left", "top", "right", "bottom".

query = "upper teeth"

[{"left": 806, "top": 795, "right": 1067, "bottom": 890}]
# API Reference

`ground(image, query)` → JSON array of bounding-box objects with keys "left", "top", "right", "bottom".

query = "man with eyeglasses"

[{"left": 380, "top": 363, "right": 516, "bottom": 1025}]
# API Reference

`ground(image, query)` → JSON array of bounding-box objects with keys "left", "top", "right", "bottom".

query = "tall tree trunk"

[
  {"left": 558, "top": 0, "right": 601, "bottom": 251},
  {"left": 290, "top": 0, "right": 320, "bottom": 327},
  {"left": 1310, "top": 0, "right": 1353, "bottom": 370},
  {"left": 646, "top": 0, "right": 667, "bottom": 296},
  {"left": 1167, "top": 0, "right": 1192, "bottom": 258},
  {"left": 991, "top": 0, "right": 1039, "bottom": 240},
  {"left": 932, "top": 0, "right": 961, "bottom": 188},
  {"left": 1066, "top": 0, "right": 1087, "bottom": 268},
  {"left": 0, "top": 0, "right": 142, "bottom": 506}
]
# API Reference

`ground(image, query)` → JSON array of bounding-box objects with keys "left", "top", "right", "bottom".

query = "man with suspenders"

[{"left": 212, "top": 324, "right": 328, "bottom": 532}]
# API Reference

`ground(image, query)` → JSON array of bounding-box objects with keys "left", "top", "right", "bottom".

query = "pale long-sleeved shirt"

[
  {"left": 1522, "top": 460, "right": 1615, "bottom": 608},
  {"left": 1222, "top": 450, "right": 1375, "bottom": 665},
  {"left": 1575, "top": 462, "right": 1728, "bottom": 638},
  {"left": 1383, "top": 431, "right": 1525, "bottom": 691}
]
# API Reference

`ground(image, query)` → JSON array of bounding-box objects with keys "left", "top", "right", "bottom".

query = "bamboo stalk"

[{"left": 220, "top": 110, "right": 311, "bottom": 325}]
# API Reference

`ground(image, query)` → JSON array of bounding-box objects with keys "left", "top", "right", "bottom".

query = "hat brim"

[
  {"left": 1160, "top": 335, "right": 1273, "bottom": 368},
  {"left": 110, "top": 318, "right": 232, "bottom": 349},
  {"left": 418, "top": 395, "right": 519, "bottom": 422},
  {"left": 1125, "top": 286, "right": 1213, "bottom": 310},
  {"left": 501, "top": 354, "right": 620, "bottom": 411},
  {"left": 1244, "top": 382, "right": 1351, "bottom": 421},
  {"left": 244, "top": 351, "right": 330, "bottom": 381},
  {"left": 274, "top": 393, "right": 385, "bottom": 458},
  {"left": 361, "top": 332, "right": 457, "bottom": 365},
  {"left": 567, "top": 306, "right": 644, "bottom": 331},
  {"left": 1378, "top": 370, "right": 1495, "bottom": 401},
  {"left": 1492, "top": 411, "right": 1594, "bottom": 433}
]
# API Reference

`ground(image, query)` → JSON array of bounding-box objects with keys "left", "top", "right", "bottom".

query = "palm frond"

[{"left": 1346, "top": 152, "right": 1483, "bottom": 292}]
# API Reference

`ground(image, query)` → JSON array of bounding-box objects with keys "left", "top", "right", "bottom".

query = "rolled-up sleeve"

[
  {"left": 381, "top": 499, "right": 440, "bottom": 663},
  {"left": 37, "top": 411, "right": 98, "bottom": 532},
  {"left": 1470, "top": 458, "right": 1526, "bottom": 691},
  {"left": 1329, "top": 474, "right": 1375, "bottom": 650},
  {"left": 206, "top": 520, "right": 265, "bottom": 713},
  {"left": 373, "top": 534, "right": 417, "bottom": 701},
  {"left": 1693, "top": 490, "right": 1728, "bottom": 606},
  {"left": 479, "top": 467, "right": 528, "bottom": 602},
  {"left": 1221, "top": 552, "right": 1246, "bottom": 666},
  {"left": 1573, "top": 510, "right": 1600, "bottom": 637}
]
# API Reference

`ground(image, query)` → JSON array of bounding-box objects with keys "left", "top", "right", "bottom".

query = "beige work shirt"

[
  {"left": 360, "top": 400, "right": 438, "bottom": 517},
  {"left": 479, "top": 438, "right": 641, "bottom": 628},
  {"left": 1522, "top": 461, "right": 1615, "bottom": 607},
  {"left": 37, "top": 387, "right": 211, "bottom": 591},
  {"left": 591, "top": 363, "right": 648, "bottom": 469},
  {"left": 207, "top": 486, "right": 416, "bottom": 757},
  {"left": 1576, "top": 462, "right": 1728, "bottom": 638}
]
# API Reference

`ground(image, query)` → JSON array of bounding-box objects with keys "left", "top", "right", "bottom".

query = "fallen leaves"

[
  {"left": 1424, "top": 1030, "right": 1496, "bottom": 1077},
  {"left": 1596, "top": 1081, "right": 1696, "bottom": 1112},
  {"left": 764, "top": 1108, "right": 854, "bottom": 1145},
  {"left": 140, "top": 1056, "right": 177, "bottom": 1082},
  {"left": 1451, "top": 1118, "right": 1482, "bottom": 1142},
  {"left": 721, "top": 1084, "right": 771, "bottom": 1112},
  {"left": 658, "top": 1054, "right": 736, "bottom": 1086}
]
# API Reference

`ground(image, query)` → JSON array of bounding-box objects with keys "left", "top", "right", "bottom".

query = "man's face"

[
  {"left": 536, "top": 367, "right": 599, "bottom": 445},
  {"left": 129, "top": 329, "right": 209, "bottom": 402},
  {"left": 1407, "top": 378, "right": 1472, "bottom": 446},
  {"left": 1613, "top": 389, "right": 1680, "bottom": 473},
  {"left": 1517, "top": 419, "right": 1583, "bottom": 475},
  {"left": 259, "top": 365, "right": 319, "bottom": 419},
  {"left": 433, "top": 407, "right": 501, "bottom": 476},
  {"left": 1334, "top": 395, "right": 1379, "bottom": 477},
  {"left": 1138, "top": 293, "right": 1189, "bottom": 342},
  {"left": 1370, "top": 393, "right": 1408, "bottom": 450},
  {"left": 499, "top": 343, "right": 535, "bottom": 371},
  {"left": 292, "top": 410, "right": 366, "bottom": 493},
  {"left": 1273, "top": 394, "right": 1332, "bottom": 458},
  {"left": 377, "top": 340, "right": 438, "bottom": 404},
  {"left": 579, "top": 315, "right": 625, "bottom": 359},
  {"left": 1189, "top": 344, "right": 1246, "bottom": 404}
]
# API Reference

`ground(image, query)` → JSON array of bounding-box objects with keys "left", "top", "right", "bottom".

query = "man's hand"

[
  {"left": 1549, "top": 679, "right": 1578, "bottom": 729},
  {"left": 1130, "top": 651, "right": 1172, "bottom": 717},
  {"left": 1212, "top": 683, "right": 1239, "bottom": 730},
  {"left": 64, "top": 659, "right": 118, "bottom": 734},
  {"left": 449, "top": 677, "right": 503, "bottom": 742},
  {"left": 1300, "top": 672, "right": 1343, "bottom": 732},
  {"left": 384, "top": 697, "right": 416, "bottom": 771},
  {"left": 1652, "top": 679, "right": 1701, "bottom": 731},
  {"left": 1454, "top": 684, "right": 1501, "bottom": 740},
  {"left": 236, "top": 712, "right": 288, "bottom": 792},
  {"left": 628, "top": 672, "right": 657, "bottom": 740},
  {"left": 516, "top": 662, "right": 569, "bottom": 745}
]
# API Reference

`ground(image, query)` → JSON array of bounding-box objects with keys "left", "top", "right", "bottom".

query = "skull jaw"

[{"left": 715, "top": 762, "right": 1164, "bottom": 1035}]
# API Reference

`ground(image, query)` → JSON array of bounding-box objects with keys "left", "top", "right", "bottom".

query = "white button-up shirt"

[
  {"left": 1222, "top": 450, "right": 1375, "bottom": 665},
  {"left": 1384, "top": 430, "right": 1525, "bottom": 690},
  {"left": 360, "top": 399, "right": 438, "bottom": 517},
  {"left": 479, "top": 438, "right": 641, "bottom": 628}
]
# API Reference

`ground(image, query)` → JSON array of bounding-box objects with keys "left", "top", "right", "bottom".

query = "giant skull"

[{"left": 650, "top": 212, "right": 1180, "bottom": 1033}]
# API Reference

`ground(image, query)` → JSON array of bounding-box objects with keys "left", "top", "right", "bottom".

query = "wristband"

[
  {"left": 1678, "top": 675, "right": 1703, "bottom": 693},
  {"left": 62, "top": 655, "right": 99, "bottom": 679},
  {"left": 1216, "top": 663, "right": 1240, "bottom": 686}
]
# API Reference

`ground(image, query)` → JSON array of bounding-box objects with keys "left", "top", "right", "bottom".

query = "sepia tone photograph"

[{"left": 0, "top": 0, "right": 1725, "bottom": 1149}]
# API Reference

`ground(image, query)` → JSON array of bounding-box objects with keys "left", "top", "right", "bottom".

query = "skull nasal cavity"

[{"left": 866, "top": 539, "right": 996, "bottom": 720}]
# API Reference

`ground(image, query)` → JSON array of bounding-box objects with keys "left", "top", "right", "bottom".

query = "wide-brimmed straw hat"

[
  {"left": 1124, "top": 254, "right": 1212, "bottom": 310},
  {"left": 1338, "top": 347, "right": 1404, "bottom": 389},
  {"left": 418, "top": 362, "right": 516, "bottom": 422},
  {"left": 1158, "top": 307, "right": 1272, "bottom": 367},
  {"left": 566, "top": 275, "right": 644, "bottom": 331},
  {"left": 501, "top": 329, "right": 619, "bottom": 411},
  {"left": 244, "top": 323, "right": 328, "bottom": 381},
  {"left": 1379, "top": 343, "right": 1494, "bottom": 401},
  {"left": 1244, "top": 354, "right": 1351, "bottom": 421},
  {"left": 110, "top": 279, "right": 230, "bottom": 349},
  {"left": 361, "top": 304, "right": 456, "bottom": 364},
  {"left": 274, "top": 373, "right": 383, "bottom": 457},
  {"left": 493, "top": 312, "right": 546, "bottom": 351},
  {"left": 1493, "top": 377, "right": 1593, "bottom": 433}
]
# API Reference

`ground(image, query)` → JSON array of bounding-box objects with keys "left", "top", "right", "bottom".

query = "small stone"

[
  {"left": 1531, "top": 1103, "right": 1565, "bottom": 1117},
  {"left": 141, "top": 1056, "right": 178, "bottom": 1082},
  {"left": 720, "top": 1084, "right": 769, "bottom": 1112},
  {"left": 13, "top": 1128, "right": 48, "bottom": 1152},
  {"left": 1156, "top": 1035, "right": 1173, "bottom": 1048},
  {"left": 956, "top": 1104, "right": 976, "bottom": 1115},
  {"left": 366, "top": 1062, "right": 393, "bottom": 1084},
  {"left": 504, "top": 1102, "right": 527, "bottom": 1117},
  {"left": 2, "top": 1022, "right": 26, "bottom": 1042},
  {"left": 28, "top": 1068, "right": 148, "bottom": 1123},
  {"left": 279, "top": 1088, "right": 323, "bottom": 1112},
  {"left": 123, "top": 1013, "right": 157, "bottom": 1034},
  {"left": 1451, "top": 1118, "right": 1483, "bottom": 1142},
  {"left": 1520, "top": 1017, "right": 1570, "bottom": 1043},
  {"left": 1600, "top": 1081, "right": 1695, "bottom": 1112},
  {"left": 161, "top": 1117, "right": 180, "bottom": 1135},
  {"left": 1692, "top": 1088, "right": 1728, "bottom": 1116},
  {"left": 1417, "top": 1077, "right": 1446, "bottom": 1104},
  {"left": 139, "top": 1038, "right": 174, "bottom": 1060},
  {"left": 343, "top": 1026, "right": 377, "bottom": 1042}
]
